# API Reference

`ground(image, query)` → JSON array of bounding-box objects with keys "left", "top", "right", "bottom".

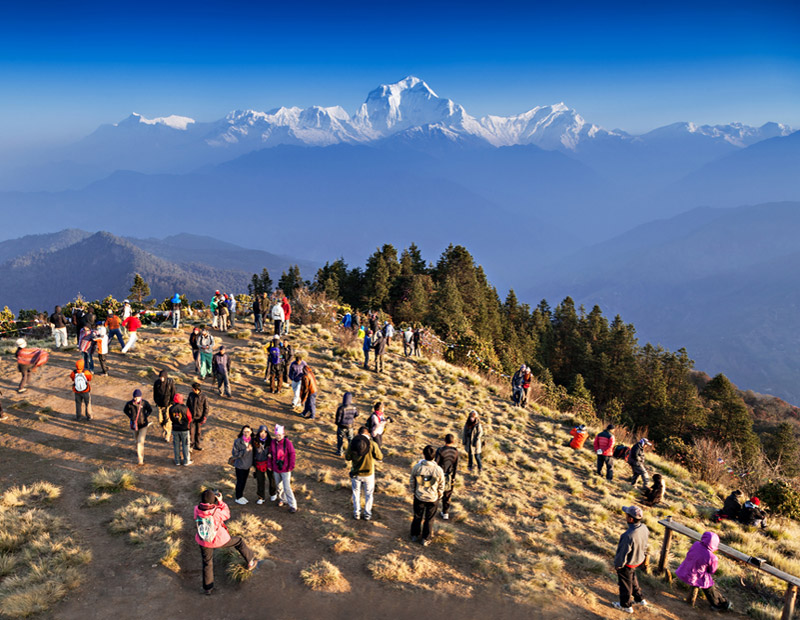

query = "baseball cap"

[{"left": 622, "top": 505, "right": 643, "bottom": 519}]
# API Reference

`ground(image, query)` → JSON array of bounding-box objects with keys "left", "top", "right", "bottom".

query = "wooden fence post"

[
  {"left": 782, "top": 584, "right": 797, "bottom": 620},
  {"left": 657, "top": 516, "right": 674, "bottom": 574}
]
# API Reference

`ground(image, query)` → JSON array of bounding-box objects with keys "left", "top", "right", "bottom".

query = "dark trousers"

[
  {"left": 18, "top": 365, "right": 30, "bottom": 391},
  {"left": 363, "top": 350, "right": 370, "bottom": 368},
  {"left": 336, "top": 425, "right": 353, "bottom": 455},
  {"left": 235, "top": 467, "right": 250, "bottom": 499},
  {"left": 267, "top": 364, "right": 282, "bottom": 393},
  {"left": 97, "top": 353, "right": 107, "bottom": 375},
  {"left": 467, "top": 452, "right": 483, "bottom": 471},
  {"left": 200, "top": 537, "right": 254, "bottom": 591},
  {"left": 374, "top": 353, "right": 384, "bottom": 373},
  {"left": 254, "top": 468, "right": 277, "bottom": 499},
  {"left": 274, "top": 320, "right": 281, "bottom": 335},
  {"left": 411, "top": 497, "right": 437, "bottom": 541},
  {"left": 192, "top": 349, "right": 200, "bottom": 373},
  {"left": 616, "top": 566, "right": 644, "bottom": 607},
  {"left": 597, "top": 455, "right": 614, "bottom": 480},
  {"left": 442, "top": 488, "right": 453, "bottom": 515},
  {"left": 191, "top": 421, "right": 203, "bottom": 449},
  {"left": 631, "top": 466, "right": 649, "bottom": 486},
  {"left": 302, "top": 393, "right": 316, "bottom": 419},
  {"left": 74, "top": 391, "right": 92, "bottom": 419},
  {"left": 403, "top": 340, "right": 411, "bottom": 356},
  {"left": 702, "top": 584, "right": 728, "bottom": 609},
  {"left": 372, "top": 433, "right": 384, "bottom": 450}
]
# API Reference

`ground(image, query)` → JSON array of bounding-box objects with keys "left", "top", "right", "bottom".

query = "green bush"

[{"left": 756, "top": 480, "right": 800, "bottom": 520}]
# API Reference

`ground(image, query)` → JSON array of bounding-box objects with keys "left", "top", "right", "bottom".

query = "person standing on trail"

[
  {"left": 675, "top": 531, "right": 732, "bottom": 612},
  {"left": 15, "top": 339, "right": 48, "bottom": 394},
  {"left": 409, "top": 445, "right": 445, "bottom": 546},
  {"left": 362, "top": 330, "right": 373, "bottom": 369},
  {"left": 402, "top": 326, "right": 413, "bottom": 357},
  {"left": 153, "top": 370, "right": 176, "bottom": 443},
  {"left": 335, "top": 392, "right": 359, "bottom": 456},
  {"left": 288, "top": 353, "right": 307, "bottom": 411},
  {"left": 124, "top": 389, "right": 153, "bottom": 466},
  {"left": 228, "top": 294, "right": 237, "bottom": 329},
  {"left": 70, "top": 359, "right": 93, "bottom": 421},
  {"left": 366, "top": 401, "right": 390, "bottom": 449},
  {"left": 187, "top": 382, "right": 209, "bottom": 451},
  {"left": 78, "top": 322, "right": 96, "bottom": 372},
  {"left": 121, "top": 312, "right": 142, "bottom": 353},
  {"left": 252, "top": 294, "right": 263, "bottom": 333},
  {"left": 105, "top": 310, "right": 125, "bottom": 351},
  {"left": 345, "top": 425, "right": 383, "bottom": 521},
  {"left": 629, "top": 438, "right": 652, "bottom": 487},
  {"left": 231, "top": 425, "right": 254, "bottom": 504},
  {"left": 268, "top": 425, "right": 298, "bottom": 513},
  {"left": 171, "top": 294, "right": 182, "bottom": 329},
  {"left": 252, "top": 425, "right": 277, "bottom": 504},
  {"left": 462, "top": 410, "right": 484, "bottom": 475},
  {"left": 122, "top": 299, "right": 132, "bottom": 321},
  {"left": 218, "top": 297, "right": 230, "bottom": 332},
  {"left": 593, "top": 424, "right": 616, "bottom": 481},
  {"left": 299, "top": 364, "right": 317, "bottom": 419},
  {"left": 94, "top": 324, "right": 109, "bottom": 376},
  {"left": 270, "top": 299, "right": 285, "bottom": 336},
  {"left": 412, "top": 327, "right": 422, "bottom": 357},
  {"left": 613, "top": 505, "right": 650, "bottom": 614},
  {"left": 189, "top": 327, "right": 201, "bottom": 374},
  {"left": 568, "top": 424, "right": 588, "bottom": 450},
  {"left": 435, "top": 434, "right": 459, "bottom": 521},
  {"left": 281, "top": 296, "right": 291, "bottom": 335},
  {"left": 50, "top": 305, "right": 68, "bottom": 349},
  {"left": 198, "top": 327, "right": 214, "bottom": 379},
  {"left": 169, "top": 393, "right": 193, "bottom": 466},
  {"left": 373, "top": 330, "right": 387, "bottom": 373},
  {"left": 71, "top": 303, "right": 86, "bottom": 345},
  {"left": 213, "top": 346, "right": 232, "bottom": 397},
  {"left": 265, "top": 335, "right": 283, "bottom": 394},
  {"left": 209, "top": 292, "right": 220, "bottom": 329},
  {"left": 195, "top": 489, "right": 258, "bottom": 596},
  {"left": 382, "top": 321, "right": 395, "bottom": 347}
]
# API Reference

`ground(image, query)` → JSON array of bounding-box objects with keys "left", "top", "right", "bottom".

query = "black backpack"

[{"left": 613, "top": 444, "right": 630, "bottom": 461}]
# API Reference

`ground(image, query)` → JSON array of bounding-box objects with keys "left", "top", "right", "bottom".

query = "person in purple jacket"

[
  {"left": 268, "top": 424, "right": 297, "bottom": 513},
  {"left": 675, "top": 531, "right": 732, "bottom": 612}
]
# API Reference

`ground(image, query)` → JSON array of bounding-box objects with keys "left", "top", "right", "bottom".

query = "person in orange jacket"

[
  {"left": 70, "top": 359, "right": 93, "bottom": 421},
  {"left": 569, "top": 424, "right": 588, "bottom": 449}
]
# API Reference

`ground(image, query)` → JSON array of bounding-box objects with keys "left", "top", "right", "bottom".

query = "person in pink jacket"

[
  {"left": 194, "top": 489, "right": 257, "bottom": 595},
  {"left": 675, "top": 531, "right": 731, "bottom": 612}
]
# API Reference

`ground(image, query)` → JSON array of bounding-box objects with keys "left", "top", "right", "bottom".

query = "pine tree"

[
  {"left": 363, "top": 251, "right": 391, "bottom": 309},
  {"left": 701, "top": 374, "right": 760, "bottom": 462},
  {"left": 428, "top": 276, "right": 469, "bottom": 339},
  {"left": 278, "top": 265, "right": 303, "bottom": 298},
  {"left": 766, "top": 422, "right": 800, "bottom": 477},
  {"left": 248, "top": 268, "right": 273, "bottom": 296},
  {"left": 129, "top": 273, "right": 150, "bottom": 304}
]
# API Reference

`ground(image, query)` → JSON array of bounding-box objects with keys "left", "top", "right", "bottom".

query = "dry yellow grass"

[
  {"left": 91, "top": 468, "right": 136, "bottom": 493},
  {"left": 109, "top": 495, "right": 182, "bottom": 572},
  {"left": 300, "top": 560, "right": 351, "bottom": 592}
]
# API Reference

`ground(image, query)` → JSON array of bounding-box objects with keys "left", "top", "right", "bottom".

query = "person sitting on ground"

[
  {"left": 712, "top": 490, "right": 743, "bottom": 523},
  {"left": 195, "top": 489, "right": 257, "bottom": 595},
  {"left": 568, "top": 423, "right": 588, "bottom": 449},
  {"left": 675, "top": 531, "right": 732, "bottom": 612},
  {"left": 737, "top": 497, "right": 767, "bottom": 529},
  {"left": 641, "top": 473, "right": 665, "bottom": 506}
]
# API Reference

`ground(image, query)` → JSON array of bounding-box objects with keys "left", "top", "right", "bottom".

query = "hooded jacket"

[
  {"left": 462, "top": 418, "right": 484, "bottom": 454},
  {"left": 335, "top": 392, "right": 358, "bottom": 427},
  {"left": 614, "top": 521, "right": 649, "bottom": 569},
  {"left": 281, "top": 297, "right": 291, "bottom": 321},
  {"left": 299, "top": 367, "right": 317, "bottom": 401},
  {"left": 410, "top": 459, "right": 445, "bottom": 503},
  {"left": 569, "top": 427, "right": 588, "bottom": 449},
  {"left": 253, "top": 426, "right": 272, "bottom": 465},
  {"left": 629, "top": 441, "right": 647, "bottom": 467},
  {"left": 168, "top": 394, "right": 192, "bottom": 432},
  {"left": 153, "top": 372, "right": 175, "bottom": 408},
  {"left": 270, "top": 303, "right": 285, "bottom": 322},
  {"left": 288, "top": 359, "right": 307, "bottom": 382},
  {"left": 267, "top": 436, "right": 296, "bottom": 473},
  {"left": 194, "top": 500, "right": 232, "bottom": 548},
  {"left": 70, "top": 360, "right": 93, "bottom": 393},
  {"left": 345, "top": 433, "right": 383, "bottom": 477},
  {"left": 675, "top": 532, "right": 720, "bottom": 589}
]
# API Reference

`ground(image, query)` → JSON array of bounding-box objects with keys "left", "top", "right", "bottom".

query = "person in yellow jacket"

[{"left": 409, "top": 445, "right": 445, "bottom": 546}]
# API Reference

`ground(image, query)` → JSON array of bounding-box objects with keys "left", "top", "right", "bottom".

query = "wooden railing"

[{"left": 657, "top": 517, "right": 799, "bottom": 619}]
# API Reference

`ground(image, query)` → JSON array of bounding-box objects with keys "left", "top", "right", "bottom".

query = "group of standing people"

[{"left": 252, "top": 293, "right": 291, "bottom": 336}]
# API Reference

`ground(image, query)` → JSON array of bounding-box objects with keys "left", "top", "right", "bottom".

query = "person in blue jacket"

[{"left": 362, "top": 330, "right": 373, "bottom": 369}]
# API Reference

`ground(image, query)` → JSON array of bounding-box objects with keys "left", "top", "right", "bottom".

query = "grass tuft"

[
  {"left": 91, "top": 468, "right": 136, "bottom": 493},
  {"left": 300, "top": 560, "right": 351, "bottom": 592}
]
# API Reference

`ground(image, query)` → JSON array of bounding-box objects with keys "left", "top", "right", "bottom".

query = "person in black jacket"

[
  {"left": 629, "top": 438, "right": 652, "bottom": 487},
  {"left": 187, "top": 382, "right": 209, "bottom": 451},
  {"left": 153, "top": 370, "right": 176, "bottom": 443},
  {"left": 124, "top": 389, "right": 153, "bottom": 465},
  {"left": 212, "top": 346, "right": 232, "bottom": 397},
  {"left": 252, "top": 425, "right": 277, "bottom": 503},
  {"left": 50, "top": 305, "right": 69, "bottom": 349},
  {"left": 712, "top": 490, "right": 743, "bottom": 522},
  {"left": 169, "top": 393, "right": 193, "bottom": 466},
  {"left": 373, "top": 332, "right": 387, "bottom": 374},
  {"left": 435, "top": 434, "right": 459, "bottom": 520},
  {"left": 189, "top": 327, "right": 201, "bottom": 374},
  {"left": 738, "top": 497, "right": 767, "bottom": 529},
  {"left": 335, "top": 392, "right": 358, "bottom": 456}
]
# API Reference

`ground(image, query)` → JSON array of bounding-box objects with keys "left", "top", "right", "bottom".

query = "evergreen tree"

[
  {"left": 362, "top": 250, "right": 391, "bottom": 309},
  {"left": 701, "top": 374, "right": 760, "bottom": 462},
  {"left": 406, "top": 242, "right": 428, "bottom": 274},
  {"left": 278, "top": 265, "right": 303, "bottom": 298},
  {"left": 428, "top": 275, "right": 469, "bottom": 338},
  {"left": 766, "top": 422, "right": 800, "bottom": 477},
  {"left": 129, "top": 273, "right": 150, "bottom": 303},
  {"left": 248, "top": 268, "right": 273, "bottom": 296}
]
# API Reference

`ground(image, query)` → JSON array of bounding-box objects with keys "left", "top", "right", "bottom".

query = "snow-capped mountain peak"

[{"left": 116, "top": 113, "right": 195, "bottom": 130}]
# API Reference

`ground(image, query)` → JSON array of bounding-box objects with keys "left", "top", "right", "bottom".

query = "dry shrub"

[
  {"left": 223, "top": 514, "right": 281, "bottom": 581},
  {"left": 1, "top": 483, "right": 61, "bottom": 508},
  {"left": 109, "top": 495, "right": 182, "bottom": 571},
  {"left": 368, "top": 553, "right": 435, "bottom": 585},
  {"left": 300, "top": 560, "right": 351, "bottom": 592},
  {"left": 91, "top": 468, "right": 136, "bottom": 493},
  {"left": 229, "top": 329, "right": 251, "bottom": 340}
]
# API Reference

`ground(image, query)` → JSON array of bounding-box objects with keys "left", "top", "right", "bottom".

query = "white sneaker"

[
  {"left": 183, "top": 461, "right": 193, "bottom": 466},
  {"left": 269, "top": 495, "right": 277, "bottom": 502},
  {"left": 235, "top": 497, "right": 248, "bottom": 505},
  {"left": 441, "top": 512, "right": 449, "bottom": 520},
  {"left": 257, "top": 499, "right": 265, "bottom": 505},
  {"left": 612, "top": 602, "right": 634, "bottom": 614},
  {"left": 635, "top": 600, "right": 649, "bottom": 607}
]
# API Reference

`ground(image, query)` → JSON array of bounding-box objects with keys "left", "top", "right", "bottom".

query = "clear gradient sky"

[{"left": 2, "top": 0, "right": 799, "bottom": 149}]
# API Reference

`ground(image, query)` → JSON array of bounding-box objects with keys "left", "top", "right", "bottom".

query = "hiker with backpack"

[
  {"left": 613, "top": 505, "right": 650, "bottom": 613},
  {"left": 187, "top": 382, "right": 209, "bottom": 452},
  {"left": 335, "top": 392, "right": 359, "bottom": 456},
  {"left": 70, "top": 359, "right": 93, "bottom": 421},
  {"left": 123, "top": 389, "right": 153, "bottom": 466},
  {"left": 435, "top": 434, "right": 459, "bottom": 521},
  {"left": 288, "top": 353, "right": 307, "bottom": 411},
  {"left": 50, "top": 305, "right": 69, "bottom": 349},
  {"left": 629, "top": 438, "right": 652, "bottom": 487},
  {"left": 268, "top": 424, "right": 298, "bottom": 513},
  {"left": 366, "top": 401, "right": 391, "bottom": 449},
  {"left": 568, "top": 424, "right": 588, "bottom": 449},
  {"left": 212, "top": 345, "right": 232, "bottom": 398},
  {"left": 78, "top": 323, "right": 96, "bottom": 372},
  {"left": 462, "top": 410, "right": 484, "bottom": 475},
  {"left": 675, "top": 531, "right": 732, "bottom": 612},
  {"left": 410, "top": 445, "right": 446, "bottom": 546},
  {"left": 265, "top": 335, "right": 283, "bottom": 394},
  {"left": 153, "top": 370, "right": 176, "bottom": 443},
  {"left": 299, "top": 364, "right": 317, "bottom": 419},
  {"left": 198, "top": 327, "right": 214, "bottom": 379},
  {"left": 94, "top": 324, "right": 109, "bottom": 376},
  {"left": 231, "top": 426, "right": 254, "bottom": 505},
  {"left": 345, "top": 425, "right": 384, "bottom": 520},
  {"left": 121, "top": 312, "right": 142, "bottom": 353},
  {"left": 169, "top": 393, "right": 193, "bottom": 466},
  {"left": 195, "top": 489, "right": 258, "bottom": 596},
  {"left": 252, "top": 425, "right": 278, "bottom": 504},
  {"left": 593, "top": 424, "right": 616, "bottom": 481},
  {"left": 641, "top": 473, "right": 665, "bottom": 507}
]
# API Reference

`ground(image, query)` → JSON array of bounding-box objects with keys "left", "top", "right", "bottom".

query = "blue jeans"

[
  {"left": 351, "top": 474, "right": 375, "bottom": 518},
  {"left": 108, "top": 328, "right": 125, "bottom": 350},
  {"left": 83, "top": 351, "right": 95, "bottom": 372},
  {"left": 172, "top": 430, "right": 190, "bottom": 465},
  {"left": 302, "top": 393, "right": 316, "bottom": 419},
  {"left": 254, "top": 314, "right": 263, "bottom": 332},
  {"left": 172, "top": 310, "right": 180, "bottom": 329}
]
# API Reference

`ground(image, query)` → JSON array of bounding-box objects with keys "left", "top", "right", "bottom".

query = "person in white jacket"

[
  {"left": 270, "top": 301, "right": 285, "bottom": 336},
  {"left": 95, "top": 324, "right": 110, "bottom": 376}
]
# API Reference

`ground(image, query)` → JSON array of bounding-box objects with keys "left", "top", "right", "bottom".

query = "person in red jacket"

[
  {"left": 281, "top": 296, "right": 292, "bottom": 335},
  {"left": 593, "top": 424, "right": 616, "bottom": 481},
  {"left": 121, "top": 313, "right": 143, "bottom": 354},
  {"left": 569, "top": 424, "right": 588, "bottom": 450},
  {"left": 194, "top": 489, "right": 257, "bottom": 595},
  {"left": 70, "top": 359, "right": 93, "bottom": 421}
]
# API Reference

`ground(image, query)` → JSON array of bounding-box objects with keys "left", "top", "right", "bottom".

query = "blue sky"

[{"left": 2, "top": 0, "right": 799, "bottom": 148}]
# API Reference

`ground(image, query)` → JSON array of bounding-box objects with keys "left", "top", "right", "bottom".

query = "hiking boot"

[
  {"left": 235, "top": 497, "right": 248, "bottom": 505},
  {"left": 85, "top": 414, "right": 92, "bottom": 420},
  {"left": 410, "top": 536, "right": 419, "bottom": 542},
  {"left": 194, "top": 447, "right": 203, "bottom": 451},
  {"left": 612, "top": 602, "right": 633, "bottom": 614}
]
